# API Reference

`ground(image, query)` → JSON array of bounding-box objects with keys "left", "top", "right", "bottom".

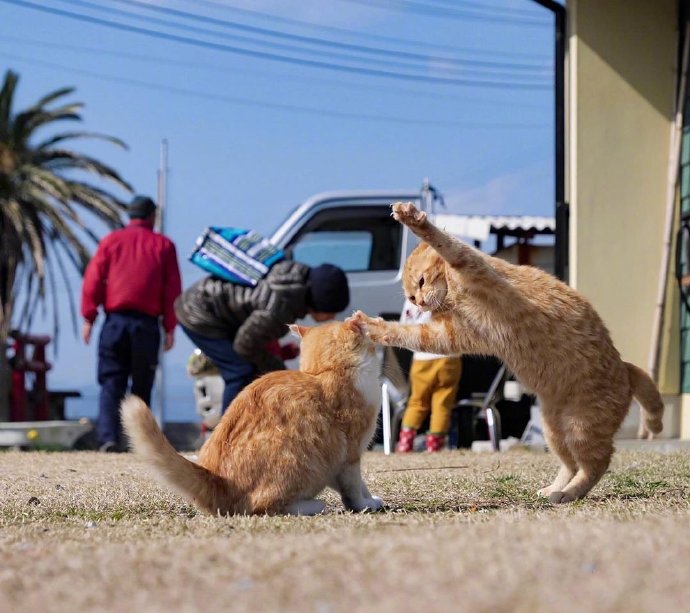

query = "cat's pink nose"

[{"left": 417, "top": 298, "right": 426, "bottom": 307}]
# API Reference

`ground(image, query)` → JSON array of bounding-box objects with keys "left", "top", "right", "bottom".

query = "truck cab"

[{"left": 270, "top": 182, "right": 442, "bottom": 320}]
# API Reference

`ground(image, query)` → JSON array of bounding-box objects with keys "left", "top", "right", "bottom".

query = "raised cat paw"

[
  {"left": 350, "top": 309, "right": 381, "bottom": 324},
  {"left": 391, "top": 201, "right": 427, "bottom": 227}
]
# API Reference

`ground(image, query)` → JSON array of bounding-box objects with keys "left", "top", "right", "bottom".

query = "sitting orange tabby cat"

[
  {"left": 352, "top": 202, "right": 664, "bottom": 504},
  {"left": 121, "top": 320, "right": 383, "bottom": 515}
]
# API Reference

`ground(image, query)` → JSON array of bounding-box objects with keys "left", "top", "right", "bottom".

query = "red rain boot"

[
  {"left": 396, "top": 427, "right": 417, "bottom": 453},
  {"left": 426, "top": 433, "right": 445, "bottom": 452}
]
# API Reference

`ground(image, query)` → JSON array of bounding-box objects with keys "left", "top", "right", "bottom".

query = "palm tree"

[{"left": 0, "top": 69, "right": 132, "bottom": 419}]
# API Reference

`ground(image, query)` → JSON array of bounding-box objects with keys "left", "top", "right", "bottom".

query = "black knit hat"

[
  {"left": 128, "top": 195, "right": 157, "bottom": 219},
  {"left": 307, "top": 264, "right": 350, "bottom": 313}
]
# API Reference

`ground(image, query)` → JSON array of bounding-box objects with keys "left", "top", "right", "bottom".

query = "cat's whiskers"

[{"left": 424, "top": 288, "right": 447, "bottom": 312}]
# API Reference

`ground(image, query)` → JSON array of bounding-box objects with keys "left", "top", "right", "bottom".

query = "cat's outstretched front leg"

[
  {"left": 334, "top": 462, "right": 383, "bottom": 513},
  {"left": 349, "top": 310, "right": 486, "bottom": 355},
  {"left": 391, "top": 201, "right": 478, "bottom": 265}
]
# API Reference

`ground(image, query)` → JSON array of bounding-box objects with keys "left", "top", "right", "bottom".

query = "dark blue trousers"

[
  {"left": 97, "top": 311, "right": 160, "bottom": 446},
  {"left": 180, "top": 325, "right": 256, "bottom": 412}
]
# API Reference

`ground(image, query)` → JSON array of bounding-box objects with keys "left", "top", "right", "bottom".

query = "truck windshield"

[{"left": 291, "top": 231, "right": 372, "bottom": 271}]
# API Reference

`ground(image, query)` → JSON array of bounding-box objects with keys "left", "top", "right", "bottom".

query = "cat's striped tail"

[
  {"left": 120, "top": 395, "right": 241, "bottom": 515},
  {"left": 625, "top": 363, "right": 664, "bottom": 439}
]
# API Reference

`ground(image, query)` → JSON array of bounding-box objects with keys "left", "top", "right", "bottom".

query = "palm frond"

[
  {"left": 43, "top": 252, "right": 61, "bottom": 349},
  {"left": 0, "top": 70, "right": 19, "bottom": 141},
  {"left": 31, "top": 86, "right": 76, "bottom": 110},
  {"left": 37, "top": 131, "right": 128, "bottom": 151},
  {"left": 28, "top": 197, "right": 91, "bottom": 272},
  {"left": 21, "top": 172, "right": 125, "bottom": 238},
  {"left": 2, "top": 199, "right": 27, "bottom": 250},
  {"left": 50, "top": 236, "right": 80, "bottom": 338},
  {"left": 12, "top": 106, "right": 83, "bottom": 144},
  {"left": 23, "top": 166, "right": 75, "bottom": 202},
  {"left": 34, "top": 149, "right": 133, "bottom": 192},
  {"left": 19, "top": 202, "right": 47, "bottom": 282},
  {"left": 66, "top": 183, "right": 128, "bottom": 228},
  {"left": 0, "top": 70, "right": 132, "bottom": 348}
]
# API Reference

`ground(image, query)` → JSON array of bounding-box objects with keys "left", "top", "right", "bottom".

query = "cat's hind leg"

[
  {"left": 537, "top": 415, "right": 578, "bottom": 498},
  {"left": 335, "top": 462, "right": 384, "bottom": 512},
  {"left": 283, "top": 499, "right": 327, "bottom": 516},
  {"left": 548, "top": 417, "right": 616, "bottom": 504}
]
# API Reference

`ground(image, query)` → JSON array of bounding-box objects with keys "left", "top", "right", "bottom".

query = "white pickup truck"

[{"left": 271, "top": 180, "right": 554, "bottom": 320}]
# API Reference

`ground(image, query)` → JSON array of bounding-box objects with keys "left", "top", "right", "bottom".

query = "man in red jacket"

[{"left": 81, "top": 196, "right": 182, "bottom": 452}]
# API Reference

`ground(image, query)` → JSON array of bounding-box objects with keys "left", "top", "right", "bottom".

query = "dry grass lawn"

[{"left": 1, "top": 447, "right": 689, "bottom": 612}]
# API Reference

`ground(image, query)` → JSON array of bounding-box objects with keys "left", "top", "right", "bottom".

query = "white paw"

[
  {"left": 548, "top": 491, "right": 577, "bottom": 505},
  {"left": 363, "top": 496, "right": 384, "bottom": 512}
]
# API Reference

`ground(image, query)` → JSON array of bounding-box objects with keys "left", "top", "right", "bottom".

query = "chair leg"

[
  {"left": 381, "top": 383, "right": 392, "bottom": 455},
  {"left": 485, "top": 404, "right": 502, "bottom": 452}
]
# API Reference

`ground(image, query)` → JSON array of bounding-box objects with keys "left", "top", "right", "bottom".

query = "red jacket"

[{"left": 81, "top": 219, "right": 182, "bottom": 332}]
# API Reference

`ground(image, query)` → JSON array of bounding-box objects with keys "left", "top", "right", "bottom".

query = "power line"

[
  {"left": 0, "top": 35, "right": 547, "bottom": 109},
  {"left": 408, "top": 0, "right": 543, "bottom": 17},
  {"left": 52, "top": 0, "right": 550, "bottom": 81},
  {"left": 77, "top": 0, "right": 551, "bottom": 74},
  {"left": 183, "top": 0, "right": 550, "bottom": 61},
  {"left": 3, "top": 51, "right": 548, "bottom": 129},
  {"left": 333, "top": 0, "right": 549, "bottom": 26},
  {"left": 0, "top": 0, "right": 549, "bottom": 90},
  {"left": 58, "top": 0, "right": 474, "bottom": 78}
]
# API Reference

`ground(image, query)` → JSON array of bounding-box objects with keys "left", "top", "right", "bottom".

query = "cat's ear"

[{"left": 288, "top": 324, "right": 309, "bottom": 338}]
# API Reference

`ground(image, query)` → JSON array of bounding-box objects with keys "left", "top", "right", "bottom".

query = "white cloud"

[{"left": 443, "top": 158, "right": 552, "bottom": 217}]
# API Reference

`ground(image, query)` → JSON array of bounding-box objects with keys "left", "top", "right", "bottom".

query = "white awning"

[{"left": 433, "top": 214, "right": 555, "bottom": 242}]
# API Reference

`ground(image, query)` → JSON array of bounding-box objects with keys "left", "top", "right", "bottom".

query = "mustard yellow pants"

[{"left": 401, "top": 357, "right": 462, "bottom": 435}]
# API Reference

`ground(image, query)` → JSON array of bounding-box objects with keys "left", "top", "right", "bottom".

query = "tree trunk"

[{"left": 0, "top": 251, "right": 17, "bottom": 421}]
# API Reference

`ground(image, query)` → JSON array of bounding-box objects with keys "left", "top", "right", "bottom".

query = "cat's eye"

[
  {"left": 418, "top": 277, "right": 425, "bottom": 288},
  {"left": 409, "top": 295, "right": 416, "bottom": 304}
]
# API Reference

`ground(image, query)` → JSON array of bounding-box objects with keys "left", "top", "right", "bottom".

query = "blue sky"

[{"left": 1, "top": 0, "right": 556, "bottom": 411}]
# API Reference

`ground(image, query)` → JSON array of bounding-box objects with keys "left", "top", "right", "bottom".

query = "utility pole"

[
  {"left": 529, "top": 0, "right": 567, "bottom": 282},
  {"left": 154, "top": 139, "right": 168, "bottom": 428}
]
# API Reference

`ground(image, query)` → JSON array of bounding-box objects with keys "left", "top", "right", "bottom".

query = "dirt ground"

[{"left": 1, "top": 447, "right": 689, "bottom": 613}]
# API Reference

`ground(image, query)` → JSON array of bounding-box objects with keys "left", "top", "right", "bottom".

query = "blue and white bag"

[{"left": 189, "top": 227, "right": 285, "bottom": 287}]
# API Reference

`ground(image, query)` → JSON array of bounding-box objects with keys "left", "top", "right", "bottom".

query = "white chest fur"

[{"left": 355, "top": 352, "right": 382, "bottom": 409}]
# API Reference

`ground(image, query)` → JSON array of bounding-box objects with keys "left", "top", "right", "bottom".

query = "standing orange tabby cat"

[
  {"left": 121, "top": 320, "right": 383, "bottom": 515},
  {"left": 352, "top": 202, "right": 663, "bottom": 504}
]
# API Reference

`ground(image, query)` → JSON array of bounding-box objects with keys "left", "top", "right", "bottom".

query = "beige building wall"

[{"left": 569, "top": 0, "right": 678, "bottom": 392}]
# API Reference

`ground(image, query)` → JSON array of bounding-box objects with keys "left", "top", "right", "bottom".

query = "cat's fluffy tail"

[
  {"left": 625, "top": 363, "right": 664, "bottom": 439},
  {"left": 120, "top": 395, "right": 240, "bottom": 514}
]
